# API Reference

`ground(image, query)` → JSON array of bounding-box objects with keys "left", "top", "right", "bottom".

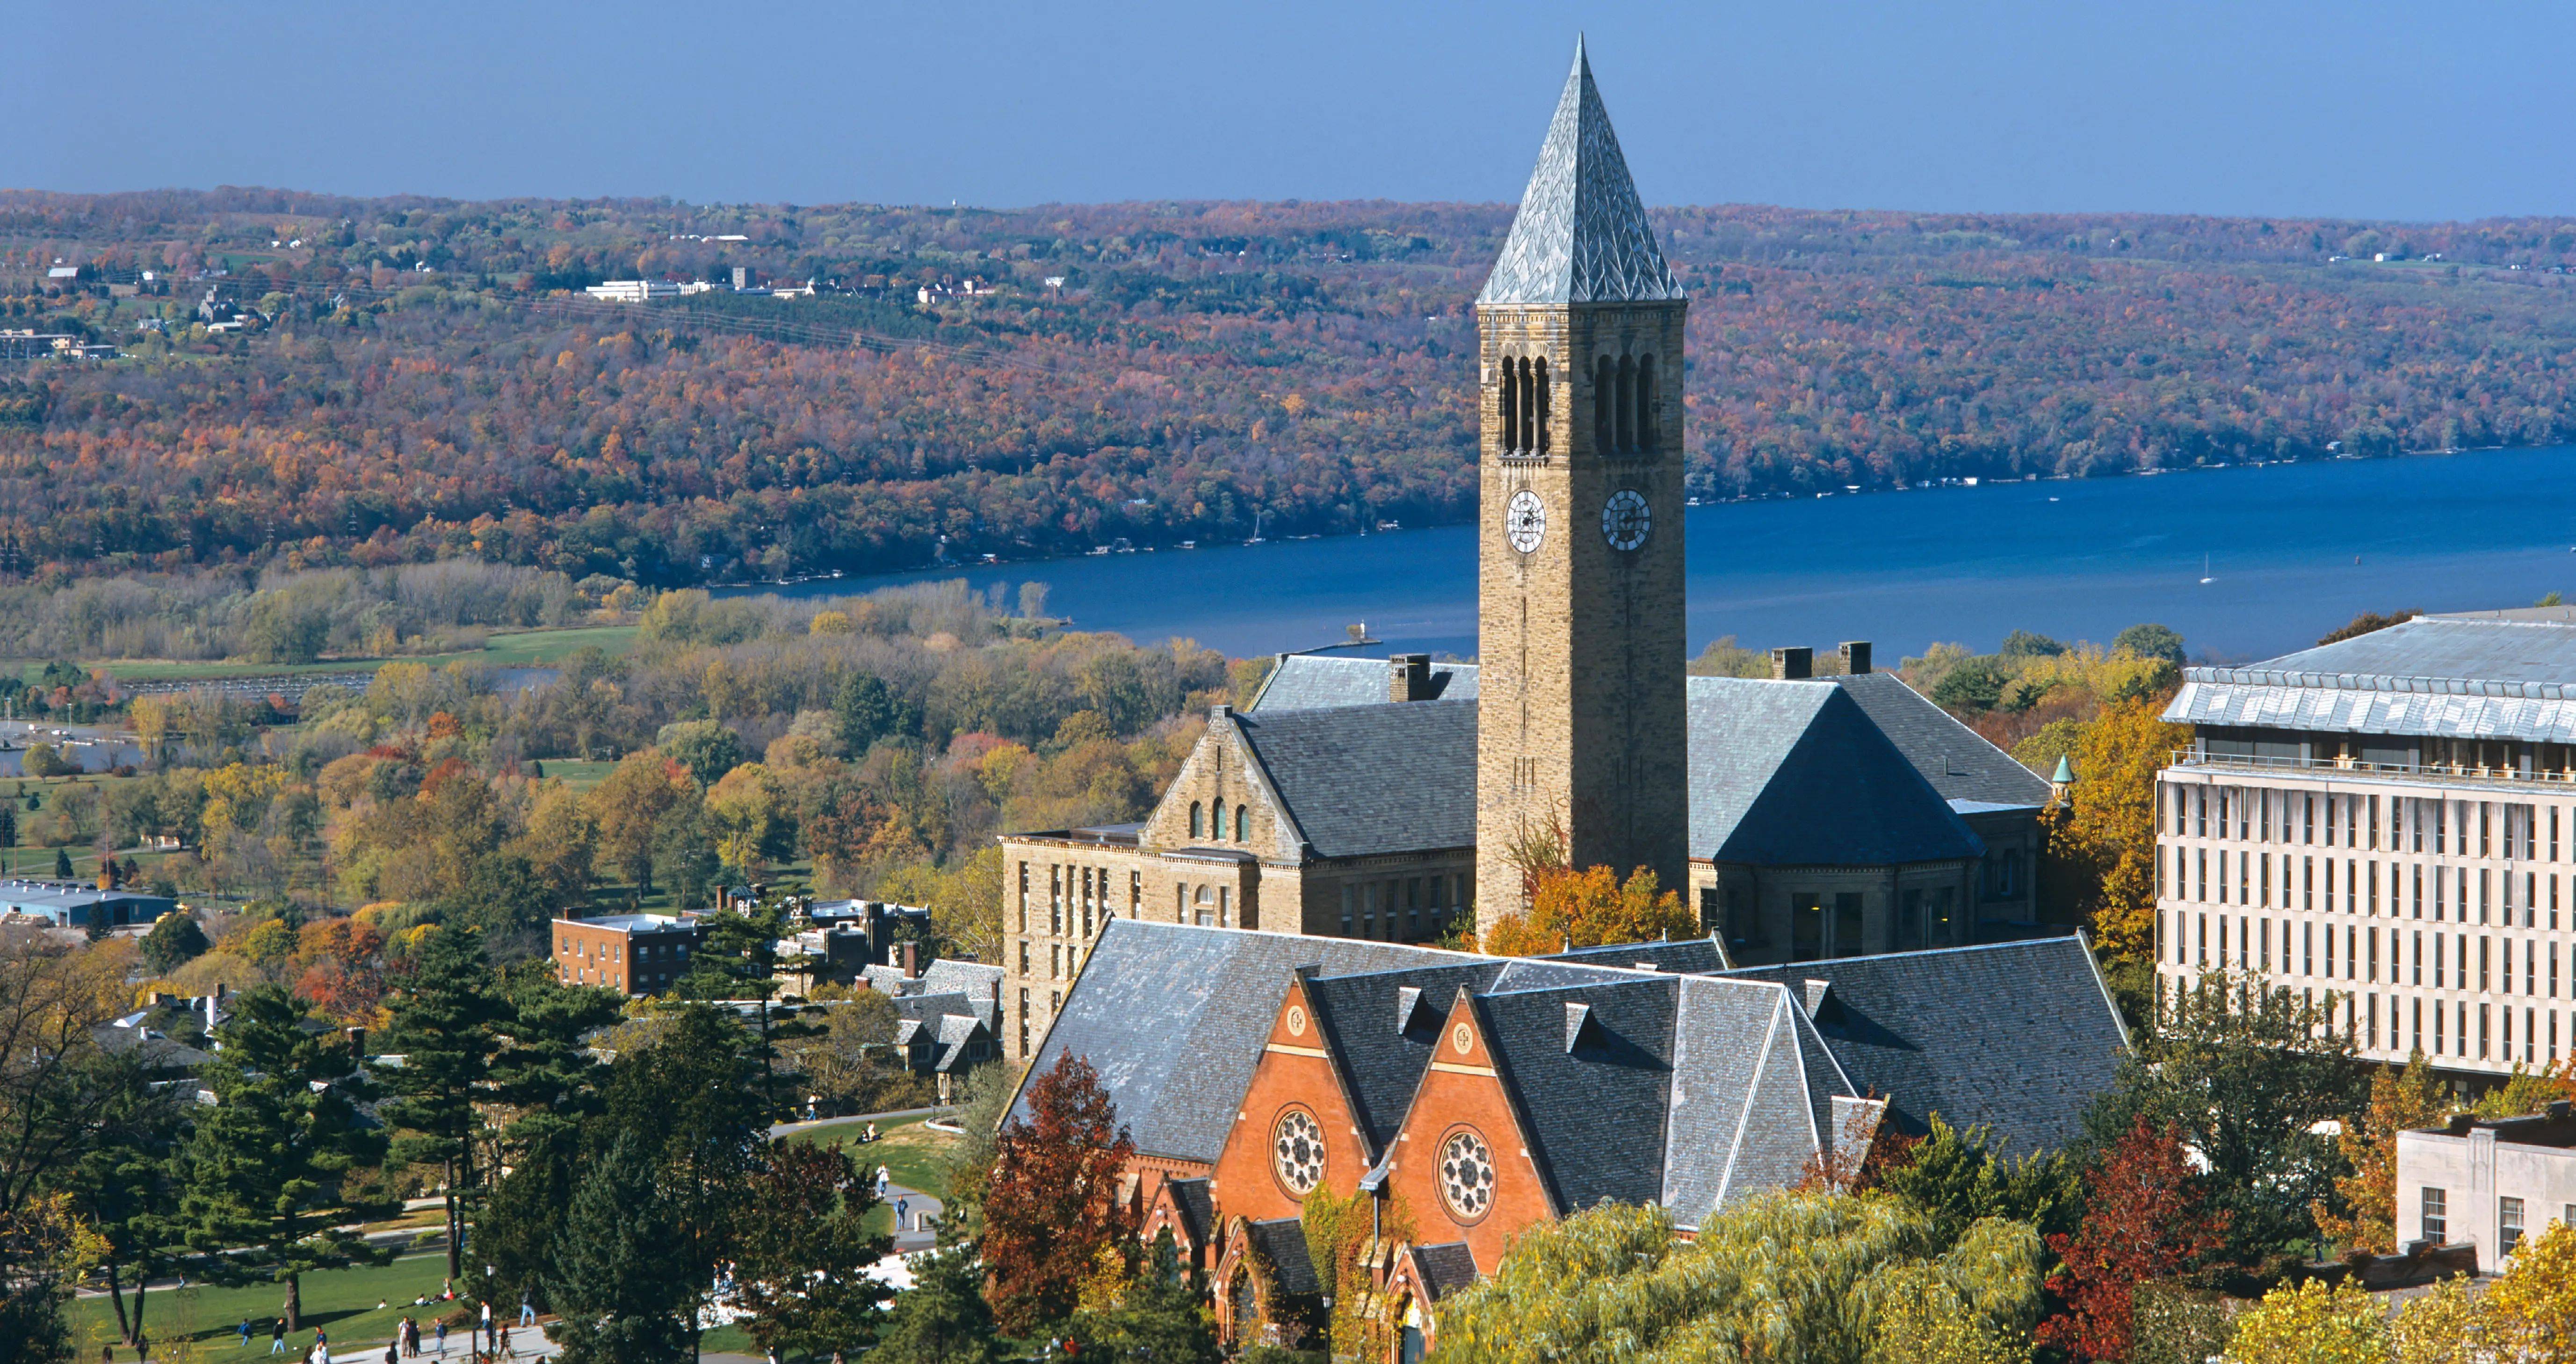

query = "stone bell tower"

[{"left": 1474, "top": 39, "right": 1690, "bottom": 935}]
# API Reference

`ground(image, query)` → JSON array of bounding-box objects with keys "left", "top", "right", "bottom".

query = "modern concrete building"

[
  {"left": 2396, "top": 1102, "right": 2576, "bottom": 1272},
  {"left": 2156, "top": 611, "right": 2576, "bottom": 1081}
]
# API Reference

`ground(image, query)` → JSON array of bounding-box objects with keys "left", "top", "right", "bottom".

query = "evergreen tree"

[
  {"left": 0, "top": 800, "right": 17, "bottom": 848},
  {"left": 52, "top": 848, "right": 72, "bottom": 879},
  {"left": 479, "top": 964, "right": 624, "bottom": 1311},
  {"left": 378, "top": 924, "right": 507, "bottom": 1281},
  {"left": 833, "top": 673, "right": 918, "bottom": 755},
  {"left": 680, "top": 891, "right": 813, "bottom": 1111},
  {"left": 734, "top": 1140, "right": 894, "bottom": 1359},
  {"left": 546, "top": 1131, "right": 694, "bottom": 1364},
  {"left": 175, "top": 986, "right": 392, "bottom": 1328},
  {"left": 135, "top": 913, "right": 210, "bottom": 975},
  {"left": 872, "top": 1247, "right": 1004, "bottom": 1364},
  {"left": 65, "top": 1051, "right": 185, "bottom": 1348},
  {"left": 1083, "top": 1230, "right": 1218, "bottom": 1363},
  {"left": 605, "top": 1002, "right": 770, "bottom": 1357}
]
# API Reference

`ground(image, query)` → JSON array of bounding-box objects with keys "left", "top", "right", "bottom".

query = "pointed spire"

[{"left": 1478, "top": 38, "right": 1684, "bottom": 307}]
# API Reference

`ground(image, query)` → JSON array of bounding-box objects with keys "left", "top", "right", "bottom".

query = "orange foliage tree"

[
  {"left": 1481, "top": 864, "right": 1697, "bottom": 958},
  {"left": 2038, "top": 1116, "right": 2227, "bottom": 1362},
  {"left": 2049, "top": 696, "right": 2188, "bottom": 983},
  {"left": 980, "top": 1053, "right": 1138, "bottom": 1335}
]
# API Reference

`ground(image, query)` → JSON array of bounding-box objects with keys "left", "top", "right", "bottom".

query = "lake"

[{"left": 773, "top": 446, "right": 2576, "bottom": 665}]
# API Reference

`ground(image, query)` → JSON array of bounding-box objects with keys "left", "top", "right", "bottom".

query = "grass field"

[
  {"left": 793, "top": 1116, "right": 957, "bottom": 1198},
  {"left": 61, "top": 623, "right": 639, "bottom": 686},
  {"left": 69, "top": 1252, "right": 467, "bottom": 1358}
]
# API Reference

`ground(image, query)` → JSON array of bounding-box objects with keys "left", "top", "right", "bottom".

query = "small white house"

[{"left": 2396, "top": 1103, "right": 2576, "bottom": 1273}]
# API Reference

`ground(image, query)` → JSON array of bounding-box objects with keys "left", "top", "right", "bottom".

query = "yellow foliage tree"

[
  {"left": 2221, "top": 1279, "right": 2388, "bottom": 1364},
  {"left": 2486, "top": 1217, "right": 2576, "bottom": 1361},
  {"left": 2053, "top": 697, "right": 2188, "bottom": 969},
  {"left": 2388, "top": 1274, "right": 2492, "bottom": 1364},
  {"left": 1480, "top": 863, "right": 1697, "bottom": 958},
  {"left": 2314, "top": 1051, "right": 2448, "bottom": 1254}
]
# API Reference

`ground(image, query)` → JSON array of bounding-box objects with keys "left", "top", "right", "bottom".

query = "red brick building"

[
  {"left": 552, "top": 913, "right": 704, "bottom": 996},
  {"left": 1014, "top": 918, "right": 2127, "bottom": 1357}
]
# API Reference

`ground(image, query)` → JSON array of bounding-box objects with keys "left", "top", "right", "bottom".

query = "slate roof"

[
  {"left": 861, "top": 957, "right": 1004, "bottom": 1007},
  {"left": 1686, "top": 677, "right": 1985, "bottom": 866},
  {"left": 1165, "top": 1177, "right": 1215, "bottom": 1248},
  {"left": 1411, "top": 1242, "right": 1481, "bottom": 1303},
  {"left": 2167, "top": 617, "right": 2576, "bottom": 744},
  {"left": 1249, "top": 1217, "right": 1322, "bottom": 1296},
  {"left": 1717, "top": 936, "right": 2129, "bottom": 1157},
  {"left": 1830, "top": 672, "right": 2049, "bottom": 809},
  {"left": 1478, "top": 39, "right": 1684, "bottom": 307},
  {"left": 1015, "top": 921, "right": 1492, "bottom": 1162},
  {"left": 1303, "top": 961, "right": 1512, "bottom": 1157},
  {"left": 1250, "top": 654, "right": 1480, "bottom": 712},
  {"left": 1232, "top": 701, "right": 1477, "bottom": 858},
  {"left": 1541, "top": 936, "right": 1732, "bottom": 974},
  {"left": 1476, "top": 976, "right": 1683, "bottom": 1212}
]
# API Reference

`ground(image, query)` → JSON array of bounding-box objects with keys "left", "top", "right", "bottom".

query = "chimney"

[
  {"left": 1771, "top": 646, "right": 1813, "bottom": 680},
  {"left": 1389, "top": 653, "right": 1433, "bottom": 702},
  {"left": 897, "top": 941, "right": 921, "bottom": 979},
  {"left": 344, "top": 1024, "right": 367, "bottom": 1059},
  {"left": 1840, "top": 641, "right": 1872, "bottom": 675}
]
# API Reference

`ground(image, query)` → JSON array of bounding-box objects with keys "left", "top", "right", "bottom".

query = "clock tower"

[{"left": 1474, "top": 39, "right": 1690, "bottom": 936}]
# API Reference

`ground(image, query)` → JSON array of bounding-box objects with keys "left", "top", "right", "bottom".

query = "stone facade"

[{"left": 1474, "top": 298, "right": 1690, "bottom": 936}]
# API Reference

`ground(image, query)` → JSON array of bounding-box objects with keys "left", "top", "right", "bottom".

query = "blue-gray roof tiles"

[
  {"left": 1232, "top": 700, "right": 1477, "bottom": 858},
  {"left": 1686, "top": 677, "right": 1985, "bottom": 866},
  {"left": 1478, "top": 39, "right": 1685, "bottom": 308},
  {"left": 1250, "top": 655, "right": 1479, "bottom": 712}
]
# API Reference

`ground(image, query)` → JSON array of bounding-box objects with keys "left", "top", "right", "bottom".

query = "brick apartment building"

[{"left": 553, "top": 912, "right": 704, "bottom": 996}]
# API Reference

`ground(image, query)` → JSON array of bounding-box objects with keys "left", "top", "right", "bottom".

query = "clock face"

[
  {"left": 1602, "top": 489, "right": 1651, "bottom": 551},
  {"left": 1505, "top": 489, "right": 1547, "bottom": 554}
]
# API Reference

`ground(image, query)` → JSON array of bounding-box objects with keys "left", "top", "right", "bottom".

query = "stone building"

[
  {"left": 1023, "top": 918, "right": 2127, "bottom": 1356},
  {"left": 2156, "top": 610, "right": 2576, "bottom": 1082},
  {"left": 2396, "top": 1102, "right": 2576, "bottom": 1273},
  {"left": 994, "top": 43, "right": 2045, "bottom": 1058}
]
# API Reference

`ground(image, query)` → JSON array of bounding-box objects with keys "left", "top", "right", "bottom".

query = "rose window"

[
  {"left": 1272, "top": 1108, "right": 1326, "bottom": 1196},
  {"left": 1439, "top": 1129, "right": 1496, "bottom": 1220}
]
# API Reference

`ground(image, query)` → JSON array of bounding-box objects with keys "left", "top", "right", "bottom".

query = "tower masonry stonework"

[{"left": 1474, "top": 41, "right": 1691, "bottom": 935}]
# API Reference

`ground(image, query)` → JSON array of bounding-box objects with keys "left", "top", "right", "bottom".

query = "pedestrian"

[
  {"left": 272, "top": 1318, "right": 289, "bottom": 1355},
  {"left": 434, "top": 1321, "right": 447, "bottom": 1357},
  {"left": 831, "top": 1352, "right": 847, "bottom": 1364},
  {"left": 498, "top": 1326, "right": 513, "bottom": 1360},
  {"left": 240, "top": 1318, "right": 256, "bottom": 1348},
  {"left": 897, "top": 1197, "right": 909, "bottom": 1230},
  {"left": 101, "top": 1344, "right": 112, "bottom": 1364},
  {"left": 764, "top": 1348, "right": 779, "bottom": 1364},
  {"left": 384, "top": 1342, "right": 397, "bottom": 1364},
  {"left": 519, "top": 1293, "right": 534, "bottom": 1328},
  {"left": 875, "top": 1164, "right": 890, "bottom": 1198}
]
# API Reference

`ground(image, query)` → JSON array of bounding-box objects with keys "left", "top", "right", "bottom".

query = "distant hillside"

[{"left": 3, "top": 190, "right": 2575, "bottom": 584}]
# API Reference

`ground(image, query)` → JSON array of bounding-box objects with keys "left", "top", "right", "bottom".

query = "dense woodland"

[{"left": 5, "top": 191, "right": 2576, "bottom": 582}]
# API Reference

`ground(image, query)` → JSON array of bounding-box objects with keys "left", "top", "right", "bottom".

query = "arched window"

[
  {"left": 1594, "top": 355, "right": 1616, "bottom": 451},
  {"left": 1498, "top": 353, "right": 1519, "bottom": 452},
  {"left": 1615, "top": 356, "right": 1636, "bottom": 452},
  {"left": 1189, "top": 801, "right": 1203, "bottom": 839},
  {"left": 1533, "top": 356, "right": 1550, "bottom": 453},
  {"left": 1234, "top": 804, "right": 1250, "bottom": 842},
  {"left": 1635, "top": 355, "right": 1657, "bottom": 451}
]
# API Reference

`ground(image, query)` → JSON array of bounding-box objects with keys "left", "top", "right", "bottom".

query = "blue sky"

[{"left": 12, "top": 0, "right": 2574, "bottom": 220}]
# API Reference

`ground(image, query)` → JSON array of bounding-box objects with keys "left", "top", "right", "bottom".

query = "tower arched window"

[
  {"left": 1499, "top": 354, "right": 1520, "bottom": 453},
  {"left": 1615, "top": 356, "right": 1636, "bottom": 452},
  {"left": 1532, "top": 356, "right": 1550, "bottom": 453},
  {"left": 1189, "top": 801, "right": 1203, "bottom": 839},
  {"left": 1636, "top": 355, "right": 1657, "bottom": 451},
  {"left": 1594, "top": 356, "right": 1616, "bottom": 451},
  {"left": 1235, "top": 804, "right": 1250, "bottom": 842}
]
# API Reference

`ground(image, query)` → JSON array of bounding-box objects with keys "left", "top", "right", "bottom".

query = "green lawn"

[
  {"left": 528, "top": 759, "right": 616, "bottom": 791},
  {"left": 66, "top": 623, "right": 637, "bottom": 685},
  {"left": 70, "top": 1251, "right": 465, "bottom": 1357},
  {"left": 793, "top": 1116, "right": 958, "bottom": 1198}
]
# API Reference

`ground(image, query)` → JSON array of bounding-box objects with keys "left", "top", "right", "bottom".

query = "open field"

[
  {"left": 791, "top": 1116, "right": 957, "bottom": 1198},
  {"left": 47, "top": 624, "right": 639, "bottom": 686},
  {"left": 69, "top": 1252, "right": 461, "bottom": 1357}
]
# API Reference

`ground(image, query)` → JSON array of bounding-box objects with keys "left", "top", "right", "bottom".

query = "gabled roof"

[
  {"left": 1302, "top": 961, "right": 1512, "bottom": 1158},
  {"left": 1232, "top": 701, "right": 1477, "bottom": 858},
  {"left": 1247, "top": 1217, "right": 1322, "bottom": 1296},
  {"left": 1716, "top": 936, "right": 2129, "bottom": 1157},
  {"left": 1164, "top": 1176, "right": 1215, "bottom": 1248},
  {"left": 1687, "top": 677, "right": 1985, "bottom": 865},
  {"left": 1830, "top": 672, "right": 2049, "bottom": 809},
  {"left": 1015, "top": 921, "right": 1492, "bottom": 1162},
  {"left": 1250, "top": 654, "right": 1480, "bottom": 712},
  {"left": 1475, "top": 976, "right": 1683, "bottom": 1212},
  {"left": 1542, "top": 936, "right": 1731, "bottom": 974},
  {"left": 1409, "top": 1242, "right": 1480, "bottom": 1303},
  {"left": 1478, "top": 39, "right": 1684, "bottom": 307}
]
